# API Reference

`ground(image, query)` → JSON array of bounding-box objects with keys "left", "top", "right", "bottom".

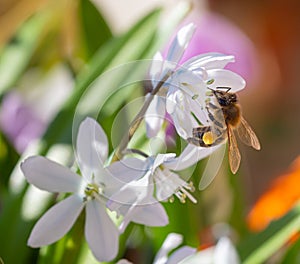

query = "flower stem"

[
  {"left": 124, "top": 148, "right": 149, "bottom": 158},
  {"left": 111, "top": 71, "right": 172, "bottom": 162}
]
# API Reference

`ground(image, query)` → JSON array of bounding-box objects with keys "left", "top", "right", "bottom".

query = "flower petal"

[
  {"left": 106, "top": 157, "right": 147, "bottom": 182},
  {"left": 126, "top": 198, "right": 168, "bottom": 227},
  {"left": 21, "top": 156, "right": 82, "bottom": 193},
  {"left": 153, "top": 233, "right": 183, "bottom": 264},
  {"left": 76, "top": 117, "right": 108, "bottom": 181},
  {"left": 180, "top": 247, "right": 215, "bottom": 264},
  {"left": 166, "top": 89, "right": 195, "bottom": 139},
  {"left": 188, "top": 97, "right": 210, "bottom": 125},
  {"left": 145, "top": 95, "right": 166, "bottom": 138},
  {"left": 214, "top": 237, "right": 240, "bottom": 264},
  {"left": 102, "top": 158, "right": 148, "bottom": 197},
  {"left": 167, "top": 246, "right": 197, "bottom": 264},
  {"left": 183, "top": 53, "right": 235, "bottom": 71},
  {"left": 116, "top": 260, "right": 133, "bottom": 264},
  {"left": 107, "top": 173, "right": 151, "bottom": 210},
  {"left": 150, "top": 52, "right": 164, "bottom": 88},
  {"left": 165, "top": 144, "right": 221, "bottom": 171},
  {"left": 166, "top": 23, "right": 196, "bottom": 66},
  {"left": 207, "top": 69, "right": 246, "bottom": 92},
  {"left": 152, "top": 153, "right": 176, "bottom": 173},
  {"left": 85, "top": 200, "right": 119, "bottom": 262},
  {"left": 155, "top": 170, "right": 184, "bottom": 201},
  {"left": 172, "top": 70, "right": 206, "bottom": 98},
  {"left": 28, "top": 194, "right": 84, "bottom": 247}
]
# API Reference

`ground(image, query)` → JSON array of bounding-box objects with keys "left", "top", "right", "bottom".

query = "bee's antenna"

[
  {"left": 216, "top": 86, "right": 231, "bottom": 93},
  {"left": 206, "top": 87, "right": 216, "bottom": 94}
]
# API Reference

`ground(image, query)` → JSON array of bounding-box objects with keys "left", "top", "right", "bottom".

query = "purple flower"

[
  {"left": 0, "top": 65, "right": 73, "bottom": 153},
  {"left": 0, "top": 92, "right": 45, "bottom": 153},
  {"left": 178, "top": 11, "right": 258, "bottom": 84}
]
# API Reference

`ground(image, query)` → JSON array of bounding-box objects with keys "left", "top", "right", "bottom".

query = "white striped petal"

[
  {"left": 167, "top": 246, "right": 197, "bottom": 264},
  {"left": 207, "top": 69, "right": 246, "bottom": 92},
  {"left": 105, "top": 157, "right": 146, "bottom": 183},
  {"left": 214, "top": 237, "right": 240, "bottom": 264},
  {"left": 152, "top": 153, "right": 176, "bottom": 173},
  {"left": 166, "top": 23, "right": 196, "bottom": 66},
  {"left": 127, "top": 198, "right": 168, "bottom": 227},
  {"left": 76, "top": 117, "right": 108, "bottom": 182},
  {"left": 154, "top": 233, "right": 183, "bottom": 264},
  {"left": 150, "top": 52, "right": 164, "bottom": 88},
  {"left": 183, "top": 53, "right": 235, "bottom": 71},
  {"left": 155, "top": 170, "right": 184, "bottom": 201},
  {"left": 28, "top": 194, "right": 84, "bottom": 247},
  {"left": 107, "top": 173, "right": 151, "bottom": 210},
  {"left": 21, "top": 156, "right": 82, "bottom": 193},
  {"left": 85, "top": 200, "right": 119, "bottom": 262},
  {"left": 165, "top": 144, "right": 221, "bottom": 171},
  {"left": 180, "top": 248, "right": 215, "bottom": 264},
  {"left": 166, "top": 90, "right": 194, "bottom": 139},
  {"left": 145, "top": 96, "right": 166, "bottom": 138}
]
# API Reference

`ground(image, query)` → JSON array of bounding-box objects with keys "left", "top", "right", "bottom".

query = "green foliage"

[
  {"left": 0, "top": 13, "right": 49, "bottom": 96},
  {"left": 282, "top": 236, "right": 300, "bottom": 264},
  {"left": 79, "top": 0, "right": 112, "bottom": 58},
  {"left": 238, "top": 203, "right": 300, "bottom": 264}
]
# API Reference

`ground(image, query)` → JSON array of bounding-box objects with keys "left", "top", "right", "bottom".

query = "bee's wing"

[
  {"left": 198, "top": 143, "right": 226, "bottom": 190},
  {"left": 227, "top": 127, "right": 241, "bottom": 174},
  {"left": 236, "top": 117, "right": 261, "bottom": 150}
]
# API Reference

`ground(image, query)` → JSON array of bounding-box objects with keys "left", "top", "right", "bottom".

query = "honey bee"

[{"left": 187, "top": 87, "right": 261, "bottom": 174}]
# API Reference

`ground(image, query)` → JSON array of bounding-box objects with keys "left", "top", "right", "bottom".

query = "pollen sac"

[{"left": 202, "top": 131, "right": 215, "bottom": 145}]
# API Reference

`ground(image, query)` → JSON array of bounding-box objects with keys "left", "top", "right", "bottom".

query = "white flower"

[
  {"left": 153, "top": 233, "right": 196, "bottom": 264},
  {"left": 21, "top": 118, "right": 135, "bottom": 262},
  {"left": 181, "top": 237, "right": 240, "bottom": 264},
  {"left": 117, "top": 233, "right": 196, "bottom": 264},
  {"left": 166, "top": 53, "right": 246, "bottom": 140},
  {"left": 107, "top": 146, "right": 217, "bottom": 232},
  {"left": 145, "top": 21, "right": 246, "bottom": 142},
  {"left": 154, "top": 233, "right": 240, "bottom": 264},
  {"left": 145, "top": 23, "right": 196, "bottom": 138},
  {"left": 107, "top": 161, "right": 169, "bottom": 233}
]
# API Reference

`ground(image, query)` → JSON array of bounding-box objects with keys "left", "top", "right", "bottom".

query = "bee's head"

[{"left": 214, "top": 90, "right": 237, "bottom": 106}]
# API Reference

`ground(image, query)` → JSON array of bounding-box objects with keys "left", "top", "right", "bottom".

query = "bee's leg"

[
  {"left": 187, "top": 137, "right": 210, "bottom": 147},
  {"left": 213, "top": 126, "right": 224, "bottom": 137},
  {"left": 206, "top": 106, "right": 223, "bottom": 129},
  {"left": 212, "top": 132, "right": 227, "bottom": 145},
  {"left": 207, "top": 102, "right": 219, "bottom": 110},
  {"left": 192, "top": 126, "right": 211, "bottom": 138},
  {"left": 188, "top": 126, "right": 212, "bottom": 147}
]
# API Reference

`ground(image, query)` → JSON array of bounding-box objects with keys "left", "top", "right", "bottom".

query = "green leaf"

[
  {"left": 282, "top": 236, "right": 300, "bottom": 264},
  {"left": 238, "top": 203, "right": 300, "bottom": 264},
  {"left": 0, "top": 188, "right": 35, "bottom": 264},
  {"left": 79, "top": 0, "right": 112, "bottom": 58},
  {"left": 0, "top": 12, "right": 49, "bottom": 96}
]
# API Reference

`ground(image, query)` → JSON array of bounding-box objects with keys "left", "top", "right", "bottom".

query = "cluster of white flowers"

[
  {"left": 21, "top": 23, "right": 245, "bottom": 262},
  {"left": 118, "top": 233, "right": 240, "bottom": 264}
]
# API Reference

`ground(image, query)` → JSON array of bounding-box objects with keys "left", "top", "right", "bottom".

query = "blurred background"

[
  {"left": 1, "top": 0, "right": 300, "bottom": 263},
  {"left": 1, "top": 0, "right": 300, "bottom": 205}
]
